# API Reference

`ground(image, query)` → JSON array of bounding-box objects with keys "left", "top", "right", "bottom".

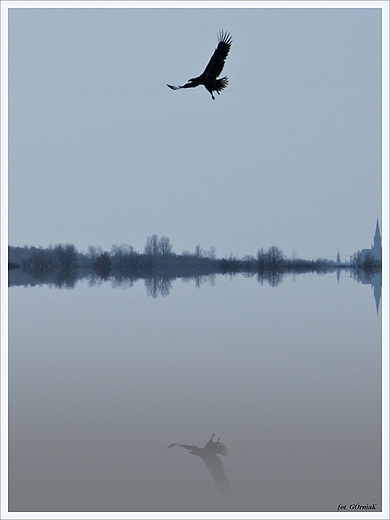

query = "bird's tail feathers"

[{"left": 216, "top": 77, "right": 228, "bottom": 92}]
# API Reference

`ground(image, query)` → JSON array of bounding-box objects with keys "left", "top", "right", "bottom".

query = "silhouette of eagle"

[
  {"left": 167, "top": 31, "right": 232, "bottom": 100},
  {"left": 167, "top": 433, "right": 231, "bottom": 494}
]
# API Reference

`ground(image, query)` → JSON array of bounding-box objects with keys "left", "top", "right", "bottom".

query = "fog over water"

[{"left": 8, "top": 271, "right": 382, "bottom": 514}]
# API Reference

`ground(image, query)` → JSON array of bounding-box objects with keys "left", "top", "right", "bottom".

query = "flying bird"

[
  {"left": 167, "top": 31, "right": 232, "bottom": 100},
  {"left": 167, "top": 433, "right": 231, "bottom": 494}
]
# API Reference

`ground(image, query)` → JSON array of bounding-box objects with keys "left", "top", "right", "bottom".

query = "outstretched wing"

[
  {"left": 202, "top": 455, "right": 231, "bottom": 494},
  {"left": 203, "top": 30, "right": 232, "bottom": 78},
  {"left": 167, "top": 443, "right": 198, "bottom": 452},
  {"left": 167, "top": 82, "right": 197, "bottom": 90},
  {"left": 212, "top": 438, "right": 229, "bottom": 457}
]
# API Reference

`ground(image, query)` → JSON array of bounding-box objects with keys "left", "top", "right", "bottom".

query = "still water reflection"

[
  {"left": 167, "top": 433, "right": 231, "bottom": 495},
  {"left": 8, "top": 271, "right": 382, "bottom": 513}
]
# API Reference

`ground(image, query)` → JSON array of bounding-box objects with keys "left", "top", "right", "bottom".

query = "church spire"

[{"left": 374, "top": 218, "right": 381, "bottom": 245}]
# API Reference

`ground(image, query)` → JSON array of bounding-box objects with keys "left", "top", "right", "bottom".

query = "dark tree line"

[
  {"left": 11, "top": 236, "right": 372, "bottom": 292},
  {"left": 220, "top": 246, "right": 285, "bottom": 274},
  {"left": 21, "top": 243, "right": 78, "bottom": 288},
  {"left": 219, "top": 246, "right": 342, "bottom": 284},
  {"left": 22, "top": 244, "right": 77, "bottom": 275}
]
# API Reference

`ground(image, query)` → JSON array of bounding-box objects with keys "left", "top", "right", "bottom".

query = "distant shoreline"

[{"left": 8, "top": 243, "right": 380, "bottom": 291}]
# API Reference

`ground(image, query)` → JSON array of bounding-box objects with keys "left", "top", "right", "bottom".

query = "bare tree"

[
  {"left": 350, "top": 250, "right": 363, "bottom": 268},
  {"left": 194, "top": 244, "right": 203, "bottom": 258},
  {"left": 144, "top": 235, "right": 160, "bottom": 256},
  {"left": 111, "top": 243, "right": 135, "bottom": 261},
  {"left": 159, "top": 236, "right": 174, "bottom": 256},
  {"left": 111, "top": 244, "right": 140, "bottom": 274},
  {"left": 257, "top": 246, "right": 284, "bottom": 271},
  {"left": 268, "top": 245, "right": 284, "bottom": 270},
  {"left": 256, "top": 247, "right": 267, "bottom": 270},
  {"left": 207, "top": 246, "right": 217, "bottom": 260},
  {"left": 54, "top": 243, "right": 78, "bottom": 271},
  {"left": 87, "top": 245, "right": 103, "bottom": 263}
]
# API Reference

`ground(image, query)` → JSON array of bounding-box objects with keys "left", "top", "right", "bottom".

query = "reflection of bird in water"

[{"left": 167, "top": 433, "right": 231, "bottom": 494}]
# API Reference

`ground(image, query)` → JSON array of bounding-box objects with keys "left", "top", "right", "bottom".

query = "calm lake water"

[{"left": 8, "top": 271, "right": 382, "bottom": 513}]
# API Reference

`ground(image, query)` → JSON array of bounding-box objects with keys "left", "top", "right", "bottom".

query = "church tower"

[
  {"left": 359, "top": 218, "right": 382, "bottom": 262},
  {"left": 372, "top": 218, "right": 382, "bottom": 260}
]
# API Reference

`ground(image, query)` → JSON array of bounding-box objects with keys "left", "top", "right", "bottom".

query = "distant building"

[{"left": 360, "top": 218, "right": 382, "bottom": 261}]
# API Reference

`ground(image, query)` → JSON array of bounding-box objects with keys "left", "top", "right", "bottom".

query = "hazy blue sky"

[{"left": 7, "top": 3, "right": 385, "bottom": 261}]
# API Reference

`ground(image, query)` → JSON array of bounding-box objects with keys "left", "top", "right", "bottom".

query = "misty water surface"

[{"left": 8, "top": 271, "right": 381, "bottom": 513}]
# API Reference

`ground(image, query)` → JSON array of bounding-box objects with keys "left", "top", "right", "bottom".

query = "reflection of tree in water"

[
  {"left": 198, "top": 273, "right": 217, "bottom": 289},
  {"left": 17, "top": 241, "right": 372, "bottom": 295},
  {"left": 256, "top": 269, "right": 285, "bottom": 287},
  {"left": 181, "top": 274, "right": 217, "bottom": 288},
  {"left": 102, "top": 273, "right": 215, "bottom": 295},
  {"left": 350, "top": 265, "right": 381, "bottom": 283},
  {"left": 110, "top": 274, "right": 137, "bottom": 290},
  {"left": 144, "top": 276, "right": 173, "bottom": 298},
  {"left": 208, "top": 273, "right": 217, "bottom": 287},
  {"left": 167, "top": 433, "right": 231, "bottom": 494},
  {"left": 192, "top": 273, "right": 217, "bottom": 288},
  {"left": 25, "top": 268, "right": 77, "bottom": 289},
  {"left": 350, "top": 265, "right": 382, "bottom": 314},
  {"left": 87, "top": 273, "right": 105, "bottom": 287},
  {"left": 52, "top": 268, "right": 77, "bottom": 289}
]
